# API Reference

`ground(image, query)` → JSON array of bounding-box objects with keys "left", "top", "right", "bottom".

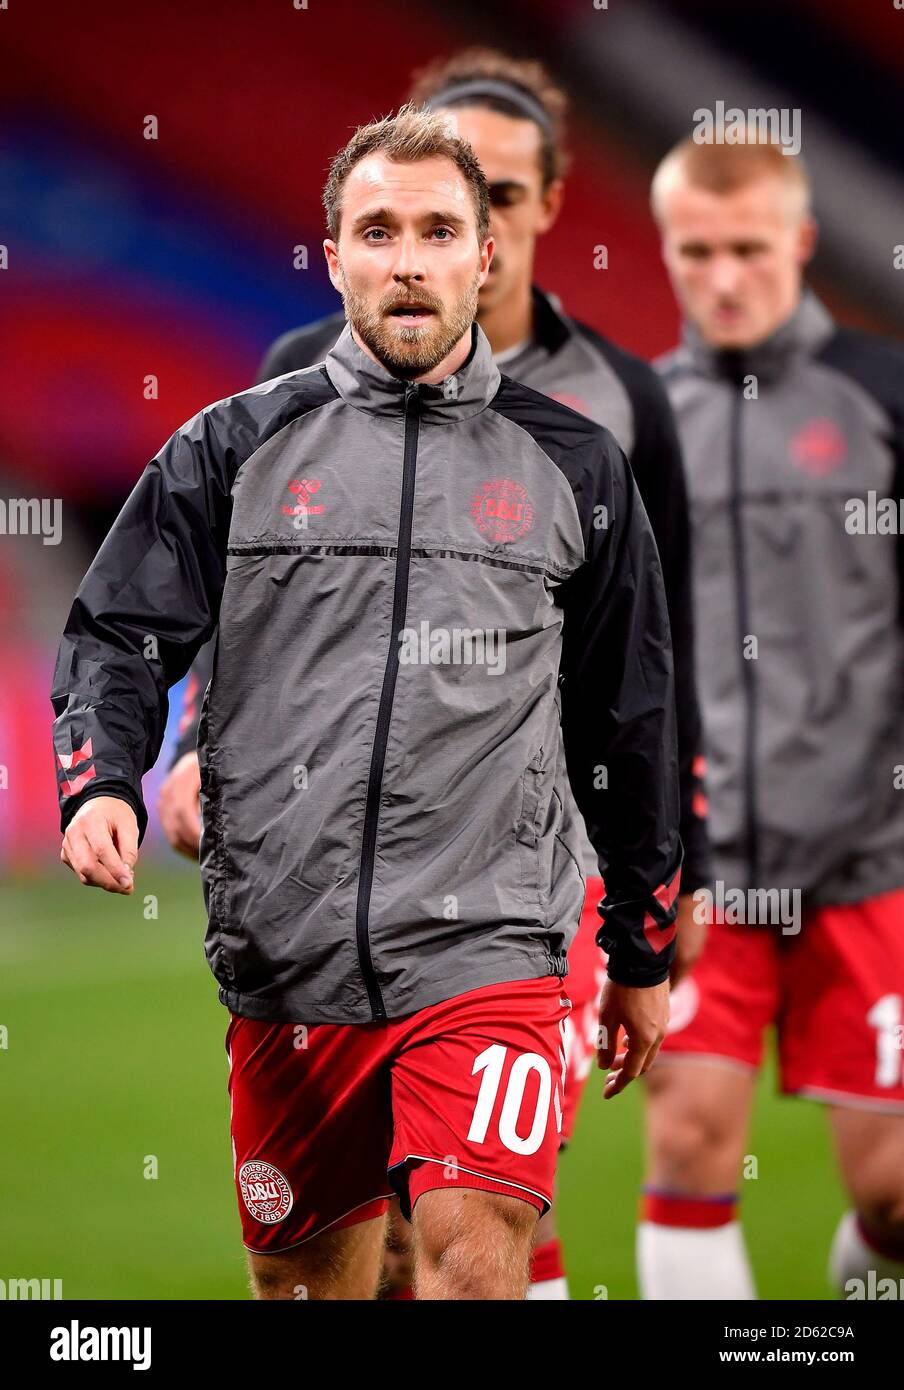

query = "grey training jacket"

[
  {"left": 173, "top": 287, "right": 709, "bottom": 891},
  {"left": 52, "top": 322, "right": 682, "bottom": 1023},
  {"left": 659, "top": 291, "right": 904, "bottom": 905}
]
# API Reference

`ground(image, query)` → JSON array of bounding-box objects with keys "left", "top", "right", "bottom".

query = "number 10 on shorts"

[{"left": 467, "top": 1028, "right": 567, "bottom": 1155}]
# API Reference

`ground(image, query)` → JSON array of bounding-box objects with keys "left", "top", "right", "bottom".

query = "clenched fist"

[{"left": 60, "top": 796, "right": 139, "bottom": 894}]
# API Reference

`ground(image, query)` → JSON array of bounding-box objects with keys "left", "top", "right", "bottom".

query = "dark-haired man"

[
  {"left": 53, "top": 106, "right": 682, "bottom": 1300},
  {"left": 158, "top": 51, "right": 709, "bottom": 1299}
]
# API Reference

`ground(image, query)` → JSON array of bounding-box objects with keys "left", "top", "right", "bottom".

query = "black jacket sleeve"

[
  {"left": 169, "top": 313, "right": 347, "bottom": 767},
  {"left": 625, "top": 366, "right": 710, "bottom": 892},
  {"left": 574, "top": 324, "right": 709, "bottom": 892},
  {"left": 51, "top": 406, "right": 239, "bottom": 843},
  {"left": 558, "top": 436, "right": 683, "bottom": 987}
]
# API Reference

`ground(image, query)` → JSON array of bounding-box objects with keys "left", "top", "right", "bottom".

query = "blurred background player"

[
  {"left": 639, "top": 134, "right": 904, "bottom": 1299},
  {"left": 156, "top": 48, "right": 711, "bottom": 1300}
]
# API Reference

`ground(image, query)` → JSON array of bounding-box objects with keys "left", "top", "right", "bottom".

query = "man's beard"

[{"left": 342, "top": 270, "right": 482, "bottom": 380}]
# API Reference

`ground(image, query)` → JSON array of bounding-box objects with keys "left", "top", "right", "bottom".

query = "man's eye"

[
  {"left": 489, "top": 186, "right": 522, "bottom": 208},
  {"left": 364, "top": 228, "right": 389, "bottom": 241},
  {"left": 431, "top": 227, "right": 454, "bottom": 240}
]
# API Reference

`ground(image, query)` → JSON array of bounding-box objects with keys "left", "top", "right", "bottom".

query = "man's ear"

[
  {"left": 479, "top": 235, "right": 495, "bottom": 288},
  {"left": 797, "top": 216, "right": 818, "bottom": 268},
  {"left": 537, "top": 178, "right": 565, "bottom": 236},
  {"left": 323, "top": 239, "right": 344, "bottom": 294}
]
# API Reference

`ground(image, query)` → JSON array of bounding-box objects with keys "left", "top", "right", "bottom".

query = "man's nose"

[
  {"left": 392, "top": 233, "right": 427, "bottom": 282},
  {"left": 710, "top": 253, "right": 743, "bottom": 295}
]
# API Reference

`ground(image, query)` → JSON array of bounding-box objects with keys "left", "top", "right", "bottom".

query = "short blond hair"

[
  {"left": 323, "top": 102, "right": 490, "bottom": 242},
  {"left": 651, "top": 135, "right": 811, "bottom": 223}
]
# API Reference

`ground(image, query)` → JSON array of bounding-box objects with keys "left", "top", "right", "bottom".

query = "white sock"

[
  {"left": 829, "top": 1210, "right": 904, "bottom": 1298},
  {"left": 526, "top": 1276, "right": 569, "bottom": 1300},
  {"left": 638, "top": 1219, "right": 756, "bottom": 1300}
]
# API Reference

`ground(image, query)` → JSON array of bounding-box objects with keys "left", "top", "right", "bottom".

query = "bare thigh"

[{"left": 247, "top": 1212, "right": 387, "bottom": 1300}]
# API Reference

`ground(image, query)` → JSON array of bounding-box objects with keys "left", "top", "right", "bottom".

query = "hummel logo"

[
  {"left": 55, "top": 738, "right": 96, "bottom": 798},
  {"left": 282, "top": 479, "right": 325, "bottom": 518}
]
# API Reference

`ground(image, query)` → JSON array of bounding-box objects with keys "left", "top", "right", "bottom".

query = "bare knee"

[
  {"left": 644, "top": 1063, "right": 754, "bottom": 1192},
  {"left": 650, "top": 1109, "right": 728, "bottom": 1189},
  {"left": 833, "top": 1109, "right": 904, "bottom": 1244},
  {"left": 857, "top": 1190, "right": 904, "bottom": 1242},
  {"left": 413, "top": 1188, "right": 538, "bottom": 1300}
]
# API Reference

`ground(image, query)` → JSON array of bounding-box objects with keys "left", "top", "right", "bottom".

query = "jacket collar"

[
  {"left": 530, "top": 284, "right": 573, "bottom": 353},
  {"left": 681, "top": 289, "right": 835, "bottom": 384},
  {"left": 324, "top": 320, "right": 501, "bottom": 423}
]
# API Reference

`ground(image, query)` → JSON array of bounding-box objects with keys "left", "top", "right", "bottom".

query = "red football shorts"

[
  {"left": 226, "top": 975, "right": 571, "bottom": 1253},
  {"left": 658, "top": 887, "right": 904, "bottom": 1111}
]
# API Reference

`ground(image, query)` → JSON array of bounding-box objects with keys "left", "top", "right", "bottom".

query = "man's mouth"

[{"left": 387, "top": 303, "right": 437, "bottom": 325}]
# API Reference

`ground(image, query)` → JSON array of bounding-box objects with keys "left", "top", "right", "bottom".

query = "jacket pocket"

[{"left": 515, "top": 746, "right": 555, "bottom": 912}]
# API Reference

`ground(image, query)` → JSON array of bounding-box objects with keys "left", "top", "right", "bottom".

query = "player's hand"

[
  {"left": 597, "top": 976, "right": 669, "bottom": 1100},
  {"left": 669, "top": 892, "right": 707, "bottom": 987},
  {"left": 156, "top": 752, "right": 201, "bottom": 859},
  {"left": 60, "top": 796, "right": 139, "bottom": 894}
]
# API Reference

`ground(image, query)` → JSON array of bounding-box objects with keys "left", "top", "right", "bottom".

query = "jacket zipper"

[
  {"left": 354, "top": 382, "right": 421, "bottom": 1020},
  {"left": 727, "top": 381, "right": 760, "bottom": 887}
]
